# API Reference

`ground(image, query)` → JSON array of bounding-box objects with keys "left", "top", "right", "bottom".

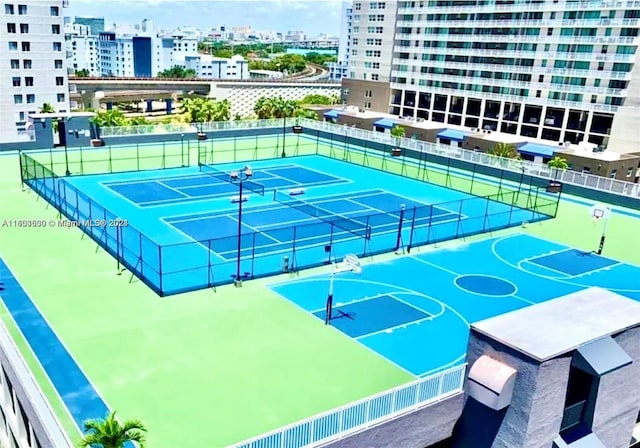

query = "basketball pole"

[
  {"left": 597, "top": 214, "right": 609, "bottom": 255},
  {"left": 325, "top": 266, "right": 336, "bottom": 325}
]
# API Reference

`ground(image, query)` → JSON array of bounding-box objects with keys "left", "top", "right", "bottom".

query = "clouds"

[{"left": 68, "top": 0, "right": 342, "bottom": 35}]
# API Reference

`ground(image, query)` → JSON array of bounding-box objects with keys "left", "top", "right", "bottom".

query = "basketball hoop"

[
  {"left": 588, "top": 203, "right": 612, "bottom": 255},
  {"left": 335, "top": 253, "right": 362, "bottom": 274},
  {"left": 325, "top": 254, "right": 363, "bottom": 325},
  {"left": 590, "top": 204, "right": 610, "bottom": 225}
]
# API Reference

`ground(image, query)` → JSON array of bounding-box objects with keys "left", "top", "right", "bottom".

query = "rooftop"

[{"left": 472, "top": 287, "right": 640, "bottom": 362}]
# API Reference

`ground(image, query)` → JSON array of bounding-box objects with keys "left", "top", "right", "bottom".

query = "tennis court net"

[
  {"left": 274, "top": 190, "right": 371, "bottom": 239},
  {"left": 200, "top": 163, "right": 265, "bottom": 196}
]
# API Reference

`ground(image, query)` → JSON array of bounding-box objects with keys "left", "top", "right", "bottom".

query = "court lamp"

[{"left": 230, "top": 165, "right": 253, "bottom": 287}]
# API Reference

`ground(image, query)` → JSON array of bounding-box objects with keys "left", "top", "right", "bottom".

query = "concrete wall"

[
  {"left": 557, "top": 152, "right": 640, "bottom": 182},
  {"left": 323, "top": 393, "right": 464, "bottom": 448},
  {"left": 211, "top": 84, "right": 341, "bottom": 118},
  {"left": 342, "top": 79, "right": 391, "bottom": 113},
  {"left": 452, "top": 330, "right": 572, "bottom": 448},
  {"left": 607, "top": 48, "right": 640, "bottom": 154},
  {"left": 591, "top": 326, "right": 640, "bottom": 448}
]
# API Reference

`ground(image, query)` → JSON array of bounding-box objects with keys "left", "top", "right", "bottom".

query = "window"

[
  {"left": 364, "top": 89, "right": 372, "bottom": 98},
  {"left": 351, "top": 49, "right": 358, "bottom": 56},
  {"left": 52, "top": 42, "right": 61, "bottom": 51},
  {"left": 353, "top": 14, "right": 360, "bottom": 22},
  {"left": 21, "top": 41, "right": 29, "bottom": 51},
  {"left": 19, "top": 23, "right": 27, "bottom": 33},
  {"left": 51, "top": 24, "right": 60, "bottom": 34},
  {"left": 26, "top": 94, "right": 34, "bottom": 104},
  {"left": 7, "top": 23, "right": 16, "bottom": 33},
  {"left": 55, "top": 76, "right": 64, "bottom": 86},
  {"left": 364, "top": 101, "right": 372, "bottom": 109},
  {"left": 8, "top": 41, "right": 17, "bottom": 50},
  {"left": 23, "top": 59, "right": 31, "bottom": 69},
  {"left": 354, "top": 2, "right": 361, "bottom": 10},
  {"left": 24, "top": 76, "right": 32, "bottom": 86},
  {"left": 627, "top": 167, "right": 634, "bottom": 177},
  {"left": 54, "top": 59, "right": 62, "bottom": 69},
  {"left": 371, "top": 74, "right": 379, "bottom": 81},
  {"left": 12, "top": 77, "right": 20, "bottom": 87},
  {"left": 373, "top": 62, "right": 380, "bottom": 69},
  {"left": 352, "top": 38, "right": 358, "bottom": 45},
  {"left": 609, "top": 169, "right": 617, "bottom": 178},
  {"left": 50, "top": 6, "right": 59, "bottom": 16},
  {"left": 17, "top": 4, "right": 25, "bottom": 14},
  {"left": 353, "top": 26, "right": 359, "bottom": 33},
  {"left": 13, "top": 95, "right": 23, "bottom": 104},
  {"left": 57, "top": 93, "right": 65, "bottom": 102},
  {"left": 5, "top": 4, "right": 14, "bottom": 14},
  {"left": 10, "top": 59, "right": 19, "bottom": 69}
]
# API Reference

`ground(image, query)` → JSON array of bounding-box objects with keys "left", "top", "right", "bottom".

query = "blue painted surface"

[
  {"left": 313, "top": 295, "right": 430, "bottom": 338},
  {"left": 529, "top": 249, "right": 619, "bottom": 276},
  {"left": 518, "top": 142, "right": 556, "bottom": 158},
  {"left": 271, "top": 233, "right": 640, "bottom": 377},
  {"left": 31, "top": 155, "right": 550, "bottom": 295},
  {"left": 455, "top": 275, "right": 517, "bottom": 296},
  {"left": 0, "top": 258, "right": 111, "bottom": 434}
]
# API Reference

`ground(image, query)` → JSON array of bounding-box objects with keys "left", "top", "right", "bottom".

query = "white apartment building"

[
  {"left": 65, "top": 23, "right": 99, "bottom": 76},
  {"left": 348, "top": 1, "right": 398, "bottom": 84},
  {"left": 0, "top": 0, "right": 69, "bottom": 143},
  {"left": 171, "top": 33, "right": 198, "bottom": 57},
  {"left": 386, "top": 0, "right": 640, "bottom": 151},
  {"left": 175, "top": 53, "right": 249, "bottom": 79},
  {"left": 329, "top": 1, "right": 353, "bottom": 80},
  {"left": 96, "top": 28, "right": 173, "bottom": 77}
]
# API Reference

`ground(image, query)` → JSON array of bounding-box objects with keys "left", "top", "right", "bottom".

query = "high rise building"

[
  {"left": 377, "top": 0, "right": 640, "bottom": 152},
  {"left": 73, "top": 16, "right": 104, "bottom": 35},
  {"left": 0, "top": 0, "right": 70, "bottom": 143},
  {"left": 329, "top": 1, "right": 353, "bottom": 80},
  {"left": 348, "top": 1, "right": 398, "bottom": 84}
]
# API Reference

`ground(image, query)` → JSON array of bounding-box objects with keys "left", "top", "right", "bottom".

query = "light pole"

[
  {"left": 281, "top": 116, "right": 287, "bottom": 158},
  {"left": 231, "top": 165, "right": 253, "bottom": 287}
]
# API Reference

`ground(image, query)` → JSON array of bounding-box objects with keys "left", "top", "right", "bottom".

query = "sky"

[{"left": 68, "top": 0, "right": 344, "bottom": 37}]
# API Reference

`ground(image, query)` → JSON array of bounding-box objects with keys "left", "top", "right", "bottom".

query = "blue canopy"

[
  {"left": 437, "top": 129, "right": 467, "bottom": 142},
  {"left": 518, "top": 143, "right": 556, "bottom": 158},
  {"left": 323, "top": 109, "right": 341, "bottom": 119},
  {"left": 373, "top": 118, "right": 396, "bottom": 129}
]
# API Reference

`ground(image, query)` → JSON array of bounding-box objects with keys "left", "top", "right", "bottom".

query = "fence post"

[
  {"left": 454, "top": 199, "right": 465, "bottom": 239},
  {"left": 394, "top": 205, "right": 405, "bottom": 253},
  {"left": 139, "top": 233, "right": 144, "bottom": 276},
  {"left": 158, "top": 244, "right": 163, "bottom": 293}
]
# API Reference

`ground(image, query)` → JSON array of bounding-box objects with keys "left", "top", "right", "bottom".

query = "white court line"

[
  {"left": 419, "top": 354, "right": 467, "bottom": 378},
  {"left": 517, "top": 259, "right": 570, "bottom": 278},
  {"left": 491, "top": 234, "right": 640, "bottom": 293},
  {"left": 224, "top": 214, "right": 281, "bottom": 244},
  {"left": 409, "top": 256, "right": 461, "bottom": 277}
]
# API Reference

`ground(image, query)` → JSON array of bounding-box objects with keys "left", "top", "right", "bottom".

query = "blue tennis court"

[
  {"left": 60, "top": 155, "right": 552, "bottom": 295},
  {"left": 271, "top": 233, "right": 640, "bottom": 377}
]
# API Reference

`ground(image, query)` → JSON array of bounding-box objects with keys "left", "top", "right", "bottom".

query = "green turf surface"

[
  {"left": 1, "top": 151, "right": 413, "bottom": 447},
  {"left": 2, "top": 136, "right": 640, "bottom": 447}
]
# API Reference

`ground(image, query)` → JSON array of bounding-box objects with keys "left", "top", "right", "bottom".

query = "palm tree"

[
  {"left": 489, "top": 142, "right": 520, "bottom": 159},
  {"left": 547, "top": 155, "right": 569, "bottom": 179},
  {"left": 80, "top": 411, "right": 146, "bottom": 448},
  {"left": 390, "top": 125, "right": 406, "bottom": 140}
]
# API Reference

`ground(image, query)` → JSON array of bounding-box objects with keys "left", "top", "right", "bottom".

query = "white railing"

[
  {"left": 229, "top": 364, "right": 466, "bottom": 448},
  {"left": 99, "top": 123, "right": 196, "bottom": 137},
  {"left": 300, "top": 119, "right": 640, "bottom": 200},
  {"left": 0, "top": 319, "right": 73, "bottom": 447},
  {"left": 99, "top": 119, "right": 287, "bottom": 137}
]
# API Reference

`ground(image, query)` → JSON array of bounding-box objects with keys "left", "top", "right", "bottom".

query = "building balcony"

[
  {"left": 390, "top": 70, "right": 626, "bottom": 96},
  {"left": 391, "top": 59, "right": 633, "bottom": 80},
  {"left": 394, "top": 33, "right": 640, "bottom": 46},
  {"left": 395, "top": 47, "right": 637, "bottom": 62},
  {"left": 389, "top": 82, "right": 620, "bottom": 113},
  {"left": 397, "top": 0, "right": 640, "bottom": 13},
  {"left": 395, "top": 18, "right": 639, "bottom": 29}
]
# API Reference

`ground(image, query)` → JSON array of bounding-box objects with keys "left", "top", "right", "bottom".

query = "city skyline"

[{"left": 68, "top": 0, "right": 343, "bottom": 36}]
